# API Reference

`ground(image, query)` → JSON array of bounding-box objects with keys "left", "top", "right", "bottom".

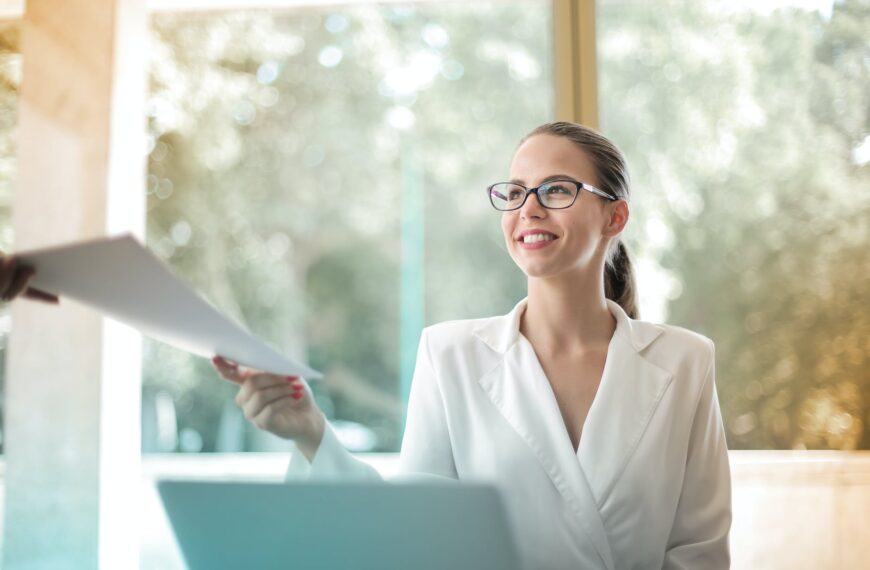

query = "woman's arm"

[
  {"left": 284, "top": 328, "right": 458, "bottom": 482},
  {"left": 284, "top": 416, "right": 383, "bottom": 481},
  {"left": 663, "top": 339, "right": 732, "bottom": 569}
]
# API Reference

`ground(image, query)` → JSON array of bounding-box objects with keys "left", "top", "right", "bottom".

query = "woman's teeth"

[{"left": 523, "top": 234, "right": 555, "bottom": 244}]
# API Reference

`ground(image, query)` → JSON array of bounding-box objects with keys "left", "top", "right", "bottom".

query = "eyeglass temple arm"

[{"left": 583, "top": 184, "right": 618, "bottom": 201}]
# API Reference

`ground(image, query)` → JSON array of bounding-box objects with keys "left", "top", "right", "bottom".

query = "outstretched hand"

[
  {"left": 211, "top": 355, "right": 325, "bottom": 457},
  {"left": 0, "top": 254, "right": 59, "bottom": 303}
]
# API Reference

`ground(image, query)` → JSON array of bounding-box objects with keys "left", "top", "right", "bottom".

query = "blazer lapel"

[
  {"left": 577, "top": 311, "right": 674, "bottom": 506},
  {"left": 472, "top": 298, "right": 673, "bottom": 570},
  {"left": 473, "top": 298, "right": 616, "bottom": 570}
]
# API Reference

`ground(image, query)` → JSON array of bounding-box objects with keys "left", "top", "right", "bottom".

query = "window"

[
  {"left": 142, "top": 2, "right": 554, "bottom": 454},
  {"left": 597, "top": 0, "right": 869, "bottom": 450}
]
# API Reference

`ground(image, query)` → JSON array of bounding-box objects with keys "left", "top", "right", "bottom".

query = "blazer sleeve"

[
  {"left": 284, "top": 419, "right": 382, "bottom": 482},
  {"left": 663, "top": 338, "right": 732, "bottom": 569},
  {"left": 285, "top": 328, "right": 457, "bottom": 482}
]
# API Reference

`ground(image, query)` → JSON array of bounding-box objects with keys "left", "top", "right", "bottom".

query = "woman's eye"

[
  {"left": 508, "top": 190, "right": 525, "bottom": 200},
  {"left": 543, "top": 184, "right": 570, "bottom": 195}
]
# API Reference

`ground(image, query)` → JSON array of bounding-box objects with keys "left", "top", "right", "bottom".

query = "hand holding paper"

[
  {"left": 213, "top": 354, "right": 326, "bottom": 456},
  {"left": 0, "top": 252, "right": 59, "bottom": 303},
  {"left": 17, "top": 234, "right": 322, "bottom": 379}
]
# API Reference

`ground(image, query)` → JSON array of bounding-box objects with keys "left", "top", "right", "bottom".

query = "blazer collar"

[
  {"left": 472, "top": 297, "right": 672, "bottom": 570},
  {"left": 472, "top": 297, "right": 665, "bottom": 355}
]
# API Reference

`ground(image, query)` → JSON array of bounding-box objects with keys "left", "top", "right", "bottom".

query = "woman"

[{"left": 213, "top": 122, "right": 732, "bottom": 569}]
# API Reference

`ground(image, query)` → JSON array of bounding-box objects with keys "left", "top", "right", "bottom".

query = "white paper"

[{"left": 18, "top": 234, "right": 322, "bottom": 379}]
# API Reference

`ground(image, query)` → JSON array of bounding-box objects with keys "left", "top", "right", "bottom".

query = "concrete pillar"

[{"left": 3, "top": 0, "right": 146, "bottom": 568}]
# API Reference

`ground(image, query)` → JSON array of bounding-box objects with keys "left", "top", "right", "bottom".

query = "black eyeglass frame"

[{"left": 487, "top": 179, "right": 617, "bottom": 211}]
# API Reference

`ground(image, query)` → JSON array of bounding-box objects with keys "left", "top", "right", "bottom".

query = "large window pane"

[
  {"left": 598, "top": 0, "right": 869, "bottom": 449},
  {"left": 143, "top": 2, "right": 553, "bottom": 454}
]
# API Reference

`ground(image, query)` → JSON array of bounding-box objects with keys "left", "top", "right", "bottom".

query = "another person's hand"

[
  {"left": 0, "top": 253, "right": 59, "bottom": 303},
  {"left": 211, "top": 355, "right": 326, "bottom": 461}
]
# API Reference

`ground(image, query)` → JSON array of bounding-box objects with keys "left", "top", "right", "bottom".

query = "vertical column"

[
  {"left": 399, "top": 139, "right": 425, "bottom": 432},
  {"left": 3, "top": 0, "right": 146, "bottom": 568},
  {"left": 553, "top": 0, "right": 599, "bottom": 128}
]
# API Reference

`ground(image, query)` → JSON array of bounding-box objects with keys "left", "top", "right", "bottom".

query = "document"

[{"left": 18, "top": 234, "right": 322, "bottom": 379}]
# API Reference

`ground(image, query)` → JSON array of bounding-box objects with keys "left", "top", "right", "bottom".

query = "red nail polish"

[{"left": 292, "top": 392, "right": 303, "bottom": 400}]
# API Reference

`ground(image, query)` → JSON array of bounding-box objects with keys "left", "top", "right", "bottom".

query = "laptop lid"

[{"left": 157, "top": 479, "right": 521, "bottom": 570}]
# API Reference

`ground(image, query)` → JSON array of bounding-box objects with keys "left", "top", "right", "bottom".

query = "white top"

[{"left": 286, "top": 298, "right": 732, "bottom": 570}]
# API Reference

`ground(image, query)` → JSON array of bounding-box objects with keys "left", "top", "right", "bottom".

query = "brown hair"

[{"left": 519, "top": 121, "right": 639, "bottom": 319}]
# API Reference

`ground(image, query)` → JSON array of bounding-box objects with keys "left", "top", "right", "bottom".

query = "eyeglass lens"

[{"left": 489, "top": 182, "right": 578, "bottom": 211}]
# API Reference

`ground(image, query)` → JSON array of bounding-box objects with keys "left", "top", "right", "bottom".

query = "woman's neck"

[{"left": 520, "top": 268, "right": 616, "bottom": 357}]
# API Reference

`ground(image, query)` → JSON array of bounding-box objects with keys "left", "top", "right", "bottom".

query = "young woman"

[{"left": 213, "top": 122, "right": 732, "bottom": 569}]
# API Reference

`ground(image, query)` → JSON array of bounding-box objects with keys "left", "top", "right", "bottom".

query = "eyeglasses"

[{"left": 487, "top": 179, "right": 616, "bottom": 211}]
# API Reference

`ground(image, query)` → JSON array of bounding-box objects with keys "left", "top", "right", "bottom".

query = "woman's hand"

[
  {"left": 0, "top": 253, "right": 59, "bottom": 303},
  {"left": 211, "top": 355, "right": 325, "bottom": 461}
]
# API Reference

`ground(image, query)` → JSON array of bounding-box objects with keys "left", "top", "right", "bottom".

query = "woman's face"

[{"left": 501, "top": 134, "right": 624, "bottom": 280}]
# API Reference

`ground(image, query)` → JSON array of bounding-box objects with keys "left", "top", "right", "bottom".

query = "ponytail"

[{"left": 605, "top": 240, "right": 639, "bottom": 319}]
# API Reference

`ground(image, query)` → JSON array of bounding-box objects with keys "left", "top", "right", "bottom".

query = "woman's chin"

[
  {"left": 519, "top": 262, "right": 562, "bottom": 279},
  {"left": 511, "top": 247, "right": 586, "bottom": 280}
]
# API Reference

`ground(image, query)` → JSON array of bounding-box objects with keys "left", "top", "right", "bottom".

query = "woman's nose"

[{"left": 520, "top": 191, "right": 546, "bottom": 219}]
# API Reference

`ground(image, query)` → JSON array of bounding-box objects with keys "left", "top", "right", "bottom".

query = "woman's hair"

[{"left": 519, "top": 121, "right": 639, "bottom": 319}]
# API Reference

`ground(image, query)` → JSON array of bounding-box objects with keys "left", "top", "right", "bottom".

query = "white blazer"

[{"left": 286, "top": 297, "right": 732, "bottom": 570}]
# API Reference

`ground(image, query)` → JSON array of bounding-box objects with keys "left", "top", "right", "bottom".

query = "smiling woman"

[
  {"left": 0, "top": 1, "right": 866, "bottom": 569},
  {"left": 502, "top": 123, "right": 637, "bottom": 320},
  {"left": 225, "top": 121, "right": 732, "bottom": 569}
]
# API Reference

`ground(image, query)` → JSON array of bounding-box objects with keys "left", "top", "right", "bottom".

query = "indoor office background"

[{"left": 0, "top": 0, "right": 867, "bottom": 568}]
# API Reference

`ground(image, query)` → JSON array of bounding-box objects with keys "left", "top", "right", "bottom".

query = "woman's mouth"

[{"left": 517, "top": 233, "right": 558, "bottom": 250}]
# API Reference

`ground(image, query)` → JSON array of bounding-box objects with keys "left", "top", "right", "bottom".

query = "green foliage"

[
  {"left": 143, "top": 4, "right": 549, "bottom": 451},
  {"left": 0, "top": 1, "right": 866, "bottom": 453},
  {"left": 599, "top": 0, "right": 869, "bottom": 449}
]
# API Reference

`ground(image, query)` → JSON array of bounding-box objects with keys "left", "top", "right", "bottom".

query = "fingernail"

[
  {"left": 292, "top": 393, "right": 303, "bottom": 400},
  {"left": 286, "top": 375, "right": 298, "bottom": 381},
  {"left": 292, "top": 385, "right": 303, "bottom": 392}
]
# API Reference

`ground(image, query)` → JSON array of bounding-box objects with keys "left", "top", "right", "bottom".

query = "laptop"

[{"left": 157, "top": 479, "right": 521, "bottom": 570}]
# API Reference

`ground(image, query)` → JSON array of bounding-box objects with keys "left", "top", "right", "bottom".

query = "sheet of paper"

[{"left": 18, "top": 234, "right": 322, "bottom": 379}]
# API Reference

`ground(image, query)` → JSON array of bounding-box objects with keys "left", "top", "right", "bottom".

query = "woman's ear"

[{"left": 603, "top": 199, "right": 629, "bottom": 237}]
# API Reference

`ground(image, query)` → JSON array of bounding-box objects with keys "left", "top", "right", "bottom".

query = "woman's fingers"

[
  {"left": 242, "top": 383, "right": 299, "bottom": 421},
  {"left": 234, "top": 373, "right": 310, "bottom": 439},
  {"left": 212, "top": 359, "right": 308, "bottom": 435},
  {"left": 235, "top": 372, "right": 300, "bottom": 405},
  {"left": 212, "top": 355, "right": 250, "bottom": 384}
]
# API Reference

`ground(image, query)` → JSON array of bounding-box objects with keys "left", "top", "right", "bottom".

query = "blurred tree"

[
  {"left": 0, "top": 1, "right": 866, "bottom": 454},
  {"left": 599, "top": 0, "right": 869, "bottom": 449},
  {"left": 143, "top": 4, "right": 549, "bottom": 451}
]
